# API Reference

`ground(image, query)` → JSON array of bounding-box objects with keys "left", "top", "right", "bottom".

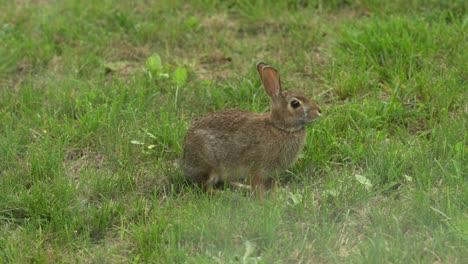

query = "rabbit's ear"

[{"left": 257, "top": 62, "right": 281, "bottom": 98}]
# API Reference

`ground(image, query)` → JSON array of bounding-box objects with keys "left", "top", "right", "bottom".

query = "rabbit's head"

[{"left": 257, "top": 63, "right": 322, "bottom": 132}]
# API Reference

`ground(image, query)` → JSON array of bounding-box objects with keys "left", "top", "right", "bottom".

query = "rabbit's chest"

[{"left": 266, "top": 133, "right": 306, "bottom": 170}]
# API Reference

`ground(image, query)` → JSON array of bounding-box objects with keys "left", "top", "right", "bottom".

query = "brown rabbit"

[{"left": 183, "top": 62, "right": 322, "bottom": 197}]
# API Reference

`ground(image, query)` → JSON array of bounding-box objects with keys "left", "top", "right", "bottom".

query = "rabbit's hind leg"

[
  {"left": 203, "top": 171, "right": 219, "bottom": 192},
  {"left": 184, "top": 158, "right": 212, "bottom": 188}
]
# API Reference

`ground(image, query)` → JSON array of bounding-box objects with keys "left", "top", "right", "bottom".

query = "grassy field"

[{"left": 1, "top": 0, "right": 467, "bottom": 263}]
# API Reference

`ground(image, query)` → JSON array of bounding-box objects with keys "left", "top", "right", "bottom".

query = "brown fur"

[{"left": 183, "top": 63, "right": 322, "bottom": 197}]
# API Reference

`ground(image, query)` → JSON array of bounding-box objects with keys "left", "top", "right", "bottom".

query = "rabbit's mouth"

[
  {"left": 304, "top": 116, "right": 321, "bottom": 125},
  {"left": 304, "top": 107, "right": 322, "bottom": 125}
]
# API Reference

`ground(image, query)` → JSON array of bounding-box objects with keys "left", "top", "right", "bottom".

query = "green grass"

[{"left": 1, "top": 0, "right": 467, "bottom": 263}]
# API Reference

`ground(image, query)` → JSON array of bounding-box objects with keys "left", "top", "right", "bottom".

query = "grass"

[{"left": 1, "top": 0, "right": 467, "bottom": 263}]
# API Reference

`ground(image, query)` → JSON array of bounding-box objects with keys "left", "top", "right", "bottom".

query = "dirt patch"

[
  {"left": 197, "top": 49, "right": 234, "bottom": 80},
  {"left": 201, "top": 14, "right": 238, "bottom": 32},
  {"left": 63, "top": 148, "right": 109, "bottom": 180}
]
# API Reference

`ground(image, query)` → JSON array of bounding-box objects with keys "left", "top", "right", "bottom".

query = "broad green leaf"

[
  {"left": 173, "top": 67, "right": 188, "bottom": 86},
  {"left": 131, "top": 140, "right": 144, "bottom": 145},
  {"left": 290, "top": 192, "right": 303, "bottom": 205},
  {"left": 355, "top": 174, "right": 373, "bottom": 190},
  {"left": 146, "top": 53, "right": 162, "bottom": 72},
  {"left": 186, "top": 16, "right": 199, "bottom": 29},
  {"left": 243, "top": 240, "right": 256, "bottom": 262}
]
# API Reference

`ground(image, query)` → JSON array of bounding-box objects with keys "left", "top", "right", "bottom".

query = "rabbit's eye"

[{"left": 290, "top": 100, "right": 301, "bottom": 108}]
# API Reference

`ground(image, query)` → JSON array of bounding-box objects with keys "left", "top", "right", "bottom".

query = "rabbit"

[{"left": 183, "top": 62, "right": 322, "bottom": 198}]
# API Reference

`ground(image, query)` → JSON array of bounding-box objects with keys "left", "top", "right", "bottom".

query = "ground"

[{"left": 0, "top": 0, "right": 467, "bottom": 263}]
